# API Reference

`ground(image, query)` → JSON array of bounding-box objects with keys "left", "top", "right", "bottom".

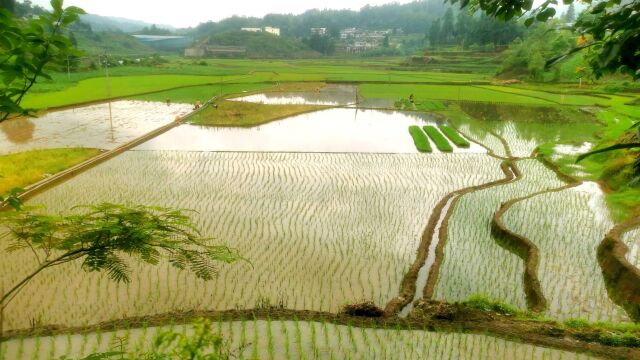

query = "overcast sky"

[{"left": 28, "top": 0, "right": 416, "bottom": 28}]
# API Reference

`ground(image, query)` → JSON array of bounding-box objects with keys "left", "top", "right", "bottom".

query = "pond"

[
  {"left": 139, "top": 108, "right": 486, "bottom": 153},
  {"left": 230, "top": 84, "right": 357, "bottom": 106},
  {"left": 0, "top": 101, "right": 192, "bottom": 154}
]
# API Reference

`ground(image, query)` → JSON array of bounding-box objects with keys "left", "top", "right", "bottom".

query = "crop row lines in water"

[
  {"left": 0, "top": 316, "right": 600, "bottom": 360},
  {"left": 0, "top": 151, "right": 503, "bottom": 331}
]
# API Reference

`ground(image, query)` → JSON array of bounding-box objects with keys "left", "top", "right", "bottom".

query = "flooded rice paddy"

[
  {"left": 1, "top": 152, "right": 503, "bottom": 330},
  {"left": 138, "top": 108, "right": 485, "bottom": 153},
  {"left": 230, "top": 84, "right": 357, "bottom": 106},
  {"left": 0, "top": 101, "right": 191, "bottom": 154},
  {"left": 1, "top": 89, "right": 634, "bottom": 358},
  {"left": 0, "top": 320, "right": 598, "bottom": 360}
]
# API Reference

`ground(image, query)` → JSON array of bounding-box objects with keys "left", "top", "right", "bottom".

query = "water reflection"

[
  {"left": 0, "top": 117, "right": 35, "bottom": 144},
  {"left": 0, "top": 101, "right": 192, "bottom": 154},
  {"left": 138, "top": 108, "right": 486, "bottom": 154},
  {"left": 230, "top": 85, "right": 357, "bottom": 106}
]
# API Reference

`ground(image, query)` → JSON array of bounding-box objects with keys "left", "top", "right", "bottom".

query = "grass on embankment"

[
  {"left": 460, "top": 295, "right": 640, "bottom": 348},
  {"left": 0, "top": 148, "right": 101, "bottom": 195},
  {"left": 423, "top": 126, "right": 453, "bottom": 152},
  {"left": 439, "top": 125, "right": 470, "bottom": 148},
  {"left": 189, "top": 100, "right": 326, "bottom": 127},
  {"left": 408, "top": 126, "right": 432, "bottom": 152}
]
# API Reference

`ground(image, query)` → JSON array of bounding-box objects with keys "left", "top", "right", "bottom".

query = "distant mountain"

[{"left": 80, "top": 14, "right": 176, "bottom": 33}]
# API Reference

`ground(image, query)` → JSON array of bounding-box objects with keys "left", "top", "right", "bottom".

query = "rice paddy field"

[
  {"left": 0, "top": 320, "right": 599, "bottom": 360},
  {"left": 2, "top": 57, "right": 640, "bottom": 359}
]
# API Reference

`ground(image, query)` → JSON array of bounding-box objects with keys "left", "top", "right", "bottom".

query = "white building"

[
  {"left": 240, "top": 27, "right": 280, "bottom": 36},
  {"left": 311, "top": 27, "right": 327, "bottom": 36},
  {"left": 264, "top": 27, "right": 281, "bottom": 36}
]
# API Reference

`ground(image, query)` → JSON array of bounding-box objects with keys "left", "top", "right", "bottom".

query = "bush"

[
  {"left": 408, "top": 126, "right": 432, "bottom": 152},
  {"left": 423, "top": 126, "right": 453, "bottom": 152},
  {"left": 439, "top": 125, "right": 470, "bottom": 148}
]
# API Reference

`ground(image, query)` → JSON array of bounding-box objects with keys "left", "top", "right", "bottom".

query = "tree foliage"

[
  {"left": 0, "top": 0, "right": 85, "bottom": 121},
  {"left": 448, "top": 0, "right": 640, "bottom": 79},
  {"left": 0, "top": 203, "right": 243, "bottom": 309}
]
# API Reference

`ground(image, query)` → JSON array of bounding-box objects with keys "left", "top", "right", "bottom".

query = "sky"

[{"left": 29, "top": 0, "right": 416, "bottom": 28}]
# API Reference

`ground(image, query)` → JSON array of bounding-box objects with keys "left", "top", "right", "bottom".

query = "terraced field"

[
  {"left": 1, "top": 151, "right": 503, "bottom": 331},
  {"left": 433, "top": 160, "right": 566, "bottom": 309},
  {"left": 0, "top": 320, "right": 598, "bottom": 360}
]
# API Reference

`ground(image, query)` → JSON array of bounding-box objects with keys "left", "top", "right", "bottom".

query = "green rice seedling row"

[
  {"left": 408, "top": 126, "right": 432, "bottom": 152},
  {"left": 423, "top": 126, "right": 454, "bottom": 152},
  {"left": 439, "top": 125, "right": 471, "bottom": 148}
]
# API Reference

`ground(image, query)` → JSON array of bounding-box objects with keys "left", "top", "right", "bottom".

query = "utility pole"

[{"left": 104, "top": 54, "right": 114, "bottom": 140}]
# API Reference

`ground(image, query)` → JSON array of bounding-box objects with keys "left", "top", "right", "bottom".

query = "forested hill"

[{"left": 192, "top": 1, "right": 450, "bottom": 38}]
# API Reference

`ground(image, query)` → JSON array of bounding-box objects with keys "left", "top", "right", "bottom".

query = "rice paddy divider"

[
  {"left": 1, "top": 307, "right": 636, "bottom": 360},
  {"left": 385, "top": 160, "right": 521, "bottom": 316}
]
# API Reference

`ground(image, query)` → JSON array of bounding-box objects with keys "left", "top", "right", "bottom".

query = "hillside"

[
  {"left": 79, "top": 14, "right": 175, "bottom": 33},
  {"left": 205, "top": 31, "right": 318, "bottom": 58}
]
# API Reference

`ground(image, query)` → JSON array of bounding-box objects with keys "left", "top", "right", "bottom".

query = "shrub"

[{"left": 423, "top": 126, "right": 453, "bottom": 152}]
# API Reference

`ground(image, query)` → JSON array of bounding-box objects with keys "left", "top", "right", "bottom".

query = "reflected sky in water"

[
  {"left": 0, "top": 101, "right": 192, "bottom": 154},
  {"left": 230, "top": 85, "right": 357, "bottom": 106},
  {"left": 138, "top": 108, "right": 486, "bottom": 154}
]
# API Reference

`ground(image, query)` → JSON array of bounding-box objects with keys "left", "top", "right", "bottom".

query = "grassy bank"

[
  {"left": 189, "top": 100, "right": 327, "bottom": 127},
  {"left": 0, "top": 148, "right": 101, "bottom": 195}
]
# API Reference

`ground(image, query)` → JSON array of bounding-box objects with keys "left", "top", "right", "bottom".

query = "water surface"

[
  {"left": 139, "top": 108, "right": 485, "bottom": 153},
  {"left": 0, "top": 101, "right": 192, "bottom": 154}
]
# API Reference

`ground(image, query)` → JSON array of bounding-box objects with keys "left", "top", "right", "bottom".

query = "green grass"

[
  {"left": 408, "top": 126, "right": 432, "bottom": 153},
  {"left": 23, "top": 74, "right": 251, "bottom": 109},
  {"left": 439, "top": 125, "right": 470, "bottom": 148},
  {"left": 0, "top": 148, "right": 101, "bottom": 195},
  {"left": 129, "top": 83, "right": 272, "bottom": 104},
  {"left": 189, "top": 100, "right": 326, "bottom": 127},
  {"left": 462, "top": 295, "right": 521, "bottom": 316},
  {"left": 361, "top": 84, "right": 554, "bottom": 105},
  {"left": 423, "top": 126, "right": 453, "bottom": 152}
]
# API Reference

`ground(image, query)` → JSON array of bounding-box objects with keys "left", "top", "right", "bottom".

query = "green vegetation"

[
  {"left": 423, "top": 126, "right": 453, "bottom": 152},
  {"left": 408, "top": 126, "right": 432, "bottom": 152},
  {"left": 0, "top": 148, "right": 101, "bottom": 195},
  {"left": 189, "top": 100, "right": 326, "bottom": 127},
  {"left": 0, "top": 202, "right": 242, "bottom": 313},
  {"left": 462, "top": 295, "right": 521, "bottom": 316},
  {"left": 129, "top": 83, "right": 271, "bottom": 104},
  {"left": 439, "top": 125, "right": 470, "bottom": 148},
  {"left": 0, "top": 0, "right": 85, "bottom": 121},
  {"left": 395, "top": 98, "right": 447, "bottom": 111}
]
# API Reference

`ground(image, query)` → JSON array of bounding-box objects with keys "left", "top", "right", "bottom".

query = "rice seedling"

[
  {"left": 408, "top": 126, "right": 432, "bottom": 153},
  {"left": 423, "top": 126, "right": 454, "bottom": 152},
  {"left": 0, "top": 151, "right": 503, "bottom": 331},
  {"left": 439, "top": 125, "right": 470, "bottom": 148}
]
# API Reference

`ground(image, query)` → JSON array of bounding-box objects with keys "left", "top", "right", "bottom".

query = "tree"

[
  {"left": 0, "top": 203, "right": 243, "bottom": 336},
  {"left": 564, "top": 4, "right": 576, "bottom": 23},
  {"left": 0, "top": 0, "right": 85, "bottom": 122},
  {"left": 0, "top": 0, "right": 15, "bottom": 14},
  {"left": 441, "top": 8, "right": 455, "bottom": 44},
  {"left": 447, "top": 0, "right": 640, "bottom": 79},
  {"left": 428, "top": 19, "right": 441, "bottom": 47}
]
